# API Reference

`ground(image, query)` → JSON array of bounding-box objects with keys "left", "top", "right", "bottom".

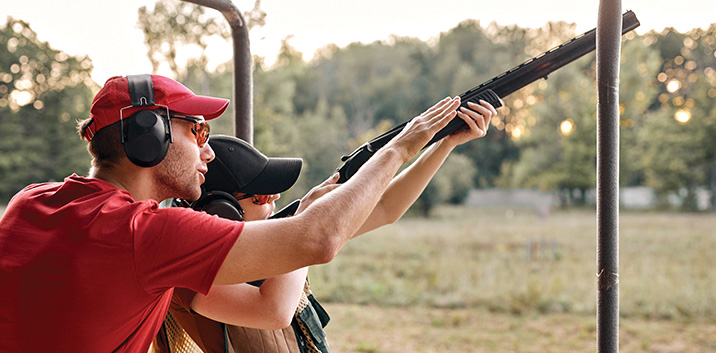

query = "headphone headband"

[{"left": 127, "top": 74, "right": 155, "bottom": 107}]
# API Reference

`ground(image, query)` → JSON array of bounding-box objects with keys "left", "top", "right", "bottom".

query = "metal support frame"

[
  {"left": 596, "top": 1, "right": 622, "bottom": 352},
  {"left": 181, "top": 0, "right": 254, "bottom": 144}
]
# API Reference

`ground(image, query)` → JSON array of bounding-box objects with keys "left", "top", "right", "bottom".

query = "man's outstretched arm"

[
  {"left": 355, "top": 99, "right": 497, "bottom": 235},
  {"left": 213, "top": 97, "right": 462, "bottom": 285}
]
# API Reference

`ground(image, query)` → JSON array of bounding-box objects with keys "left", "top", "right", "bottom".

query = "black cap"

[{"left": 203, "top": 135, "right": 302, "bottom": 195}]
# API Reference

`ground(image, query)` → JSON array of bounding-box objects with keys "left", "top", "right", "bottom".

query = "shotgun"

[{"left": 335, "top": 10, "right": 640, "bottom": 183}]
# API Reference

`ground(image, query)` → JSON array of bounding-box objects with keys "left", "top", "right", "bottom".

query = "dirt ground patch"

[{"left": 321, "top": 303, "right": 716, "bottom": 353}]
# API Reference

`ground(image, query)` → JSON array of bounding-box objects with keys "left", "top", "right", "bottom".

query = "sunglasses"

[
  {"left": 236, "top": 193, "right": 273, "bottom": 205},
  {"left": 168, "top": 115, "right": 210, "bottom": 147}
]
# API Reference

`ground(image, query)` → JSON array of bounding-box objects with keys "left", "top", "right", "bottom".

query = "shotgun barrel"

[{"left": 336, "top": 10, "right": 639, "bottom": 183}]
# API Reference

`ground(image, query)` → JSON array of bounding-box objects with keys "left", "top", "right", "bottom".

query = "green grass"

[
  {"left": 308, "top": 206, "right": 716, "bottom": 352},
  {"left": 309, "top": 206, "right": 716, "bottom": 320}
]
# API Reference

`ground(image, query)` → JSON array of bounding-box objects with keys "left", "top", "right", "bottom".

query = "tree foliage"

[
  {"left": 634, "top": 26, "right": 716, "bottom": 209},
  {"left": 4, "top": 7, "right": 715, "bottom": 212},
  {"left": 0, "top": 18, "right": 96, "bottom": 203},
  {"left": 137, "top": 1, "right": 231, "bottom": 81}
]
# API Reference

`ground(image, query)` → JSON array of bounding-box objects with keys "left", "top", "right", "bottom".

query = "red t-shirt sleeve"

[{"left": 132, "top": 206, "right": 242, "bottom": 296}]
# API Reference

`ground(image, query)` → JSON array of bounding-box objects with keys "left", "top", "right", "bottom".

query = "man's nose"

[{"left": 202, "top": 142, "right": 215, "bottom": 163}]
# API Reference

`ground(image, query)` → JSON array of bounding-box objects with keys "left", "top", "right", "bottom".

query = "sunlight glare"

[
  {"left": 10, "top": 90, "right": 34, "bottom": 107},
  {"left": 674, "top": 109, "right": 692, "bottom": 124},
  {"left": 560, "top": 119, "right": 574, "bottom": 136},
  {"left": 666, "top": 79, "right": 681, "bottom": 93}
]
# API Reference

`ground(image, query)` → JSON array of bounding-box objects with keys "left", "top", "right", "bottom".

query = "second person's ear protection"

[
  {"left": 121, "top": 74, "right": 172, "bottom": 167},
  {"left": 182, "top": 190, "right": 300, "bottom": 222},
  {"left": 190, "top": 190, "right": 245, "bottom": 221}
]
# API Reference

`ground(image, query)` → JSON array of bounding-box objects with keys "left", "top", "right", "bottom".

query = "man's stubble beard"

[{"left": 155, "top": 145, "right": 202, "bottom": 201}]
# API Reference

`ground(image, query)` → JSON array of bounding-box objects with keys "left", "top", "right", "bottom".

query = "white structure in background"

[{"left": 466, "top": 186, "right": 713, "bottom": 211}]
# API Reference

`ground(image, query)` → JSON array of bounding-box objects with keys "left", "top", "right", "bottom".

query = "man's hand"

[
  {"left": 444, "top": 99, "right": 498, "bottom": 147},
  {"left": 387, "top": 97, "right": 462, "bottom": 163}
]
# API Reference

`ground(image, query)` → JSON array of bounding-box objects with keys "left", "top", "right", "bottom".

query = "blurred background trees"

[
  {"left": 2, "top": 1, "right": 715, "bottom": 213},
  {"left": 0, "top": 18, "right": 96, "bottom": 201}
]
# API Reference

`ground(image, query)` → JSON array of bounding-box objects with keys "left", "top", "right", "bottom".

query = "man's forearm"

[
  {"left": 297, "top": 145, "right": 406, "bottom": 246},
  {"left": 354, "top": 139, "right": 455, "bottom": 235}
]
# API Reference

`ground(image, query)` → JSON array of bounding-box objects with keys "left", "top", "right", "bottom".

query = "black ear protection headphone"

[
  {"left": 121, "top": 74, "right": 172, "bottom": 167},
  {"left": 179, "top": 190, "right": 300, "bottom": 221},
  {"left": 187, "top": 190, "right": 245, "bottom": 221}
]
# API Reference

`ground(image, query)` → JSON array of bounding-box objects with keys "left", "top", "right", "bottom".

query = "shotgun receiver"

[{"left": 335, "top": 10, "right": 639, "bottom": 183}]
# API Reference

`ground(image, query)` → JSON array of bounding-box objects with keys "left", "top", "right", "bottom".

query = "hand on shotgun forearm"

[
  {"left": 444, "top": 99, "right": 498, "bottom": 147},
  {"left": 386, "top": 96, "right": 462, "bottom": 163}
]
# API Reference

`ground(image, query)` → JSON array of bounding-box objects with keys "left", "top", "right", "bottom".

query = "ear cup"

[
  {"left": 191, "top": 190, "right": 244, "bottom": 221},
  {"left": 123, "top": 75, "right": 170, "bottom": 168},
  {"left": 123, "top": 110, "right": 170, "bottom": 167}
]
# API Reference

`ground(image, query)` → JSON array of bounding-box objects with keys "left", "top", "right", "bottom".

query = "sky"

[{"left": 4, "top": 0, "right": 716, "bottom": 85}]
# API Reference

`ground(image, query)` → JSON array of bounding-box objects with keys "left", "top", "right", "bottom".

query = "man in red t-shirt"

[{"left": 0, "top": 74, "right": 491, "bottom": 352}]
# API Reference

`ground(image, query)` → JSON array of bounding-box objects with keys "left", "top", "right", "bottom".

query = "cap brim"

[
  {"left": 167, "top": 95, "right": 229, "bottom": 120},
  {"left": 239, "top": 158, "right": 303, "bottom": 195}
]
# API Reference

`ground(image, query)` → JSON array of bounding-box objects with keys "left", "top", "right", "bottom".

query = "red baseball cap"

[{"left": 83, "top": 75, "right": 229, "bottom": 141}]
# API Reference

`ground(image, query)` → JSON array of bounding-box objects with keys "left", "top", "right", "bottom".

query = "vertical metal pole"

[
  {"left": 596, "top": 1, "right": 622, "bottom": 352},
  {"left": 181, "top": 0, "right": 254, "bottom": 144}
]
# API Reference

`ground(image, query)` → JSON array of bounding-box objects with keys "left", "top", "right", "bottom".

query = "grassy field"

[{"left": 307, "top": 205, "right": 716, "bottom": 352}]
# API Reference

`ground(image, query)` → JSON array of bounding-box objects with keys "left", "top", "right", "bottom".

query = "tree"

[
  {"left": 137, "top": 0, "right": 267, "bottom": 138},
  {"left": 307, "top": 36, "right": 432, "bottom": 135},
  {"left": 435, "top": 21, "right": 530, "bottom": 188},
  {"left": 0, "top": 18, "right": 96, "bottom": 203},
  {"left": 137, "top": 0, "right": 231, "bottom": 82},
  {"left": 616, "top": 32, "right": 664, "bottom": 187},
  {"left": 636, "top": 26, "right": 716, "bottom": 210},
  {"left": 507, "top": 56, "right": 598, "bottom": 205},
  {"left": 497, "top": 24, "right": 665, "bottom": 207},
  {"left": 492, "top": 22, "right": 598, "bottom": 205},
  {"left": 247, "top": 39, "right": 352, "bottom": 205}
]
